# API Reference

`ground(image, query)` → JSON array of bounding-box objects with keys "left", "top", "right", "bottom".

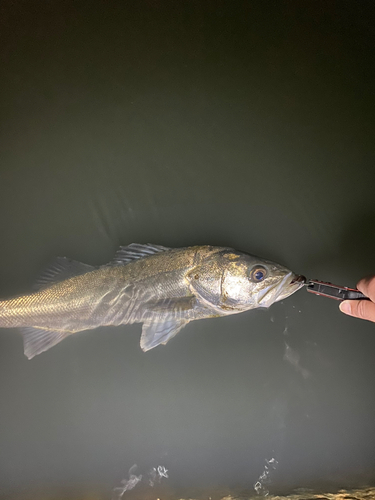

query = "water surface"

[{"left": 1, "top": 1, "right": 375, "bottom": 497}]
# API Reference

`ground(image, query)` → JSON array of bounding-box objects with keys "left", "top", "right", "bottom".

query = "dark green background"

[{"left": 1, "top": 1, "right": 375, "bottom": 497}]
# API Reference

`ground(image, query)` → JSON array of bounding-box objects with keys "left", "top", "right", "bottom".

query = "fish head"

[
  {"left": 220, "top": 251, "right": 305, "bottom": 311},
  {"left": 187, "top": 248, "right": 305, "bottom": 314}
]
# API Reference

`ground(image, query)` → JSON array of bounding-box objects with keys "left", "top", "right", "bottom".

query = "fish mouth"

[
  {"left": 290, "top": 275, "right": 306, "bottom": 285},
  {"left": 259, "top": 273, "right": 306, "bottom": 306},
  {"left": 274, "top": 274, "right": 306, "bottom": 302}
]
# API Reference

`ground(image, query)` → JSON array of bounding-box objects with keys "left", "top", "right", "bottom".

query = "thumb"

[{"left": 339, "top": 300, "right": 375, "bottom": 323}]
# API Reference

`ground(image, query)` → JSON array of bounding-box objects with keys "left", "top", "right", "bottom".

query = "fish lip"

[
  {"left": 271, "top": 273, "right": 305, "bottom": 304},
  {"left": 290, "top": 275, "right": 306, "bottom": 285},
  {"left": 257, "top": 273, "right": 305, "bottom": 307},
  {"left": 257, "top": 272, "right": 293, "bottom": 305}
]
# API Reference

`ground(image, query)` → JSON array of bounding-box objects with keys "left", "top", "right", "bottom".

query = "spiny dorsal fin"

[
  {"left": 111, "top": 243, "right": 171, "bottom": 265},
  {"left": 34, "top": 257, "right": 94, "bottom": 290}
]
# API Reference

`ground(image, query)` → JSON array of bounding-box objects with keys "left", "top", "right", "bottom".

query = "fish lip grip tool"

[{"left": 306, "top": 280, "right": 369, "bottom": 301}]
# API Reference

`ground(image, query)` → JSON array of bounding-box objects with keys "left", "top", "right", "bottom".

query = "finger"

[
  {"left": 356, "top": 276, "right": 375, "bottom": 301},
  {"left": 339, "top": 299, "right": 375, "bottom": 323}
]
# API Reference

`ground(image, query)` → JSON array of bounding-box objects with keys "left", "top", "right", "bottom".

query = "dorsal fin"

[
  {"left": 34, "top": 257, "right": 94, "bottom": 290},
  {"left": 111, "top": 243, "right": 171, "bottom": 265}
]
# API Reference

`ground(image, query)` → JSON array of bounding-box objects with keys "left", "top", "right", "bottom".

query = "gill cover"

[
  {"left": 186, "top": 250, "right": 242, "bottom": 310},
  {"left": 186, "top": 262, "right": 223, "bottom": 307}
]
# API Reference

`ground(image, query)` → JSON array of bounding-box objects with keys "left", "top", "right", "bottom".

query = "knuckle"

[
  {"left": 357, "top": 275, "right": 375, "bottom": 301},
  {"left": 369, "top": 278, "right": 375, "bottom": 298}
]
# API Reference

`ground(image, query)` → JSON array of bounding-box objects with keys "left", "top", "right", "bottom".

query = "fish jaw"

[
  {"left": 256, "top": 273, "right": 305, "bottom": 307},
  {"left": 274, "top": 273, "right": 306, "bottom": 303}
]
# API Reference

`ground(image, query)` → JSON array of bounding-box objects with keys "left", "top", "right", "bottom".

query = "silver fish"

[{"left": 0, "top": 244, "right": 305, "bottom": 359}]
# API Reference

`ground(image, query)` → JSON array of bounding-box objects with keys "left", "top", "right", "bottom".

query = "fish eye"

[{"left": 249, "top": 266, "right": 267, "bottom": 282}]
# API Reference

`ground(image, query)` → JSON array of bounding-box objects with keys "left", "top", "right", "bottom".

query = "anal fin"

[{"left": 20, "top": 326, "right": 73, "bottom": 359}]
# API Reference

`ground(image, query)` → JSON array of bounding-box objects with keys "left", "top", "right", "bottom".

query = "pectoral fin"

[
  {"left": 140, "top": 318, "right": 189, "bottom": 352},
  {"left": 145, "top": 296, "right": 196, "bottom": 316}
]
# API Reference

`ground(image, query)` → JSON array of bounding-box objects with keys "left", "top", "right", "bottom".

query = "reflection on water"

[
  {"left": 2, "top": 486, "right": 375, "bottom": 500},
  {"left": 112, "top": 464, "right": 168, "bottom": 499},
  {"left": 283, "top": 342, "right": 310, "bottom": 380},
  {"left": 254, "top": 457, "right": 278, "bottom": 496},
  {"left": 221, "top": 488, "right": 375, "bottom": 500}
]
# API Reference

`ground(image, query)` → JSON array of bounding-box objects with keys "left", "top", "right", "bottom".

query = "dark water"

[{"left": 1, "top": 1, "right": 375, "bottom": 498}]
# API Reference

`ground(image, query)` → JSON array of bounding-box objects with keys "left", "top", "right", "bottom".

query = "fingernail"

[{"left": 339, "top": 301, "right": 351, "bottom": 314}]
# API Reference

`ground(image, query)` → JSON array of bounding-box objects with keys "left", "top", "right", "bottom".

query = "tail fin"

[{"left": 20, "top": 327, "right": 72, "bottom": 359}]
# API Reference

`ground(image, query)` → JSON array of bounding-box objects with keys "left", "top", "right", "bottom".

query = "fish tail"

[{"left": 20, "top": 327, "right": 72, "bottom": 359}]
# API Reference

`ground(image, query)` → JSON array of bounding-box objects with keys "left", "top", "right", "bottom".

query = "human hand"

[{"left": 339, "top": 276, "right": 375, "bottom": 323}]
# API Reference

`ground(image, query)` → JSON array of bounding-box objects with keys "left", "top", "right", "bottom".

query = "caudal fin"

[{"left": 20, "top": 326, "right": 72, "bottom": 359}]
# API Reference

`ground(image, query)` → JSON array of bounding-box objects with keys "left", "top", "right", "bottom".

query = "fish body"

[{"left": 0, "top": 244, "right": 304, "bottom": 359}]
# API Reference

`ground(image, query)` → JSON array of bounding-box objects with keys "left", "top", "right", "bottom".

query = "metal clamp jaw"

[{"left": 306, "top": 280, "right": 369, "bottom": 301}]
